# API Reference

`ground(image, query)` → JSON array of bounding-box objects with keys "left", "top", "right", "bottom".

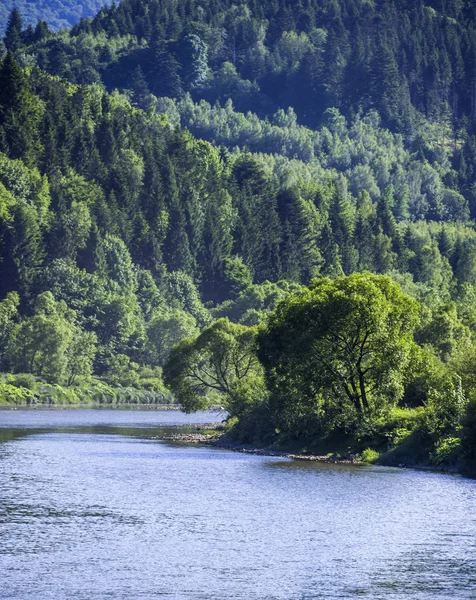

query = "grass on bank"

[{"left": 0, "top": 372, "right": 176, "bottom": 406}]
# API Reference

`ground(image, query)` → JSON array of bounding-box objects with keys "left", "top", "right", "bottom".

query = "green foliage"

[
  {"left": 360, "top": 448, "right": 380, "bottom": 464},
  {"left": 0, "top": 372, "right": 172, "bottom": 406},
  {"left": 11, "top": 372, "right": 36, "bottom": 389},
  {"left": 6, "top": 291, "right": 75, "bottom": 382},
  {"left": 0, "top": 54, "right": 474, "bottom": 329},
  {"left": 9, "top": 0, "right": 475, "bottom": 146},
  {"left": 424, "top": 373, "right": 466, "bottom": 443},
  {"left": 430, "top": 437, "right": 461, "bottom": 466},
  {"left": 4, "top": 291, "right": 99, "bottom": 385},
  {"left": 212, "top": 279, "right": 304, "bottom": 325},
  {"left": 0, "top": 52, "right": 44, "bottom": 166},
  {"left": 416, "top": 303, "right": 472, "bottom": 362},
  {"left": 164, "top": 318, "right": 265, "bottom": 415},
  {"left": 3, "top": 9, "right": 22, "bottom": 52},
  {"left": 258, "top": 273, "right": 420, "bottom": 437},
  {"left": 66, "top": 329, "right": 97, "bottom": 385},
  {"left": 146, "top": 307, "right": 198, "bottom": 366},
  {"left": 164, "top": 271, "right": 211, "bottom": 328},
  {"left": 0, "top": 291, "right": 19, "bottom": 368},
  {"left": 0, "top": 379, "right": 34, "bottom": 405},
  {"left": 101, "top": 353, "right": 141, "bottom": 388},
  {"left": 360, "top": 407, "right": 426, "bottom": 447},
  {"left": 220, "top": 257, "right": 253, "bottom": 299}
]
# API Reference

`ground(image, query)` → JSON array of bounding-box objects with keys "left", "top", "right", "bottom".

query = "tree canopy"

[
  {"left": 258, "top": 273, "right": 420, "bottom": 431},
  {"left": 165, "top": 318, "right": 265, "bottom": 416}
]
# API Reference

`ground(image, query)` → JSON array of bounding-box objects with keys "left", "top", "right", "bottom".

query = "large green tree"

[
  {"left": 164, "top": 318, "right": 265, "bottom": 415},
  {"left": 258, "top": 273, "right": 421, "bottom": 434},
  {"left": 6, "top": 291, "right": 75, "bottom": 382},
  {"left": 3, "top": 9, "right": 22, "bottom": 52}
]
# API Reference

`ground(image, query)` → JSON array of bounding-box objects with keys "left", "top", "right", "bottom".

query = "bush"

[
  {"left": 0, "top": 373, "right": 176, "bottom": 406},
  {"left": 0, "top": 381, "right": 34, "bottom": 405},
  {"left": 358, "top": 407, "right": 425, "bottom": 449},
  {"left": 360, "top": 448, "right": 380, "bottom": 463},
  {"left": 12, "top": 373, "right": 39, "bottom": 390},
  {"left": 35, "top": 384, "right": 81, "bottom": 404},
  {"left": 430, "top": 437, "right": 461, "bottom": 466}
]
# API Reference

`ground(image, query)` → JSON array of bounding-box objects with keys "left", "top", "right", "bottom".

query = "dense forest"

[{"left": 1, "top": 0, "right": 476, "bottom": 472}]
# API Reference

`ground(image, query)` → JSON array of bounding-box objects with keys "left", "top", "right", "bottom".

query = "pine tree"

[
  {"left": 370, "top": 36, "right": 402, "bottom": 125},
  {"left": 376, "top": 186, "right": 398, "bottom": 238},
  {"left": 163, "top": 160, "right": 193, "bottom": 274},
  {"left": 329, "top": 187, "right": 354, "bottom": 249},
  {"left": 152, "top": 49, "right": 183, "bottom": 98},
  {"left": 4, "top": 9, "right": 22, "bottom": 52},
  {"left": 0, "top": 202, "right": 44, "bottom": 299},
  {"left": 130, "top": 66, "right": 152, "bottom": 110},
  {"left": 277, "top": 187, "right": 321, "bottom": 282},
  {"left": 34, "top": 21, "right": 49, "bottom": 42},
  {"left": 354, "top": 191, "right": 376, "bottom": 271},
  {"left": 438, "top": 225, "right": 455, "bottom": 259},
  {"left": 232, "top": 155, "right": 281, "bottom": 282},
  {"left": 0, "top": 52, "right": 43, "bottom": 166}
]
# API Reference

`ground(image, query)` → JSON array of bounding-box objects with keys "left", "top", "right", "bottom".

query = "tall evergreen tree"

[
  {"left": 4, "top": 9, "right": 22, "bottom": 52},
  {"left": 0, "top": 52, "right": 43, "bottom": 166}
]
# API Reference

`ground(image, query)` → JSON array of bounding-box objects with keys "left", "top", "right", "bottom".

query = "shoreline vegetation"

[
  {"left": 2, "top": 274, "right": 476, "bottom": 478},
  {"left": 0, "top": 374, "right": 176, "bottom": 408},
  {"left": 156, "top": 424, "right": 463, "bottom": 474},
  {"left": 164, "top": 275, "right": 476, "bottom": 479}
]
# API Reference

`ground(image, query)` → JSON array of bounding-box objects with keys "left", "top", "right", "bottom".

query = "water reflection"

[{"left": 0, "top": 409, "right": 475, "bottom": 600}]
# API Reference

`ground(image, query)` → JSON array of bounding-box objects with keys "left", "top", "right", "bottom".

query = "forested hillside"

[
  {"left": 10, "top": 0, "right": 476, "bottom": 136},
  {"left": 0, "top": 2, "right": 109, "bottom": 34},
  {"left": 1, "top": 0, "right": 476, "bottom": 472}
]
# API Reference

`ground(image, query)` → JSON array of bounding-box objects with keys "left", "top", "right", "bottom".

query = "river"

[{"left": 0, "top": 408, "right": 475, "bottom": 599}]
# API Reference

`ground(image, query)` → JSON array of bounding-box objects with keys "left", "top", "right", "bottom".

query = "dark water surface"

[{"left": 0, "top": 409, "right": 475, "bottom": 600}]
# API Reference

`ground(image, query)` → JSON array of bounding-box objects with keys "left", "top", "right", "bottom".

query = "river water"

[{"left": 0, "top": 409, "right": 475, "bottom": 600}]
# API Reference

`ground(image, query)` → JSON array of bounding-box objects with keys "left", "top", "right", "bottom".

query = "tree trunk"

[{"left": 358, "top": 367, "right": 370, "bottom": 413}]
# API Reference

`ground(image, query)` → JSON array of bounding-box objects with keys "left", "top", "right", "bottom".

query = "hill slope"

[{"left": 0, "top": 0, "right": 109, "bottom": 34}]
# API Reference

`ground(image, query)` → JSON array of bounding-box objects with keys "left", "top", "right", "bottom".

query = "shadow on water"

[
  {"left": 0, "top": 424, "right": 199, "bottom": 445},
  {"left": 0, "top": 408, "right": 226, "bottom": 446},
  {"left": 267, "top": 458, "right": 372, "bottom": 472}
]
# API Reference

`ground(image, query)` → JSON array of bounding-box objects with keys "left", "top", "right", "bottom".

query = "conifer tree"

[
  {"left": 0, "top": 52, "right": 43, "bottom": 166},
  {"left": 152, "top": 48, "right": 183, "bottom": 98},
  {"left": 4, "top": 9, "right": 22, "bottom": 52},
  {"left": 130, "top": 66, "right": 152, "bottom": 110}
]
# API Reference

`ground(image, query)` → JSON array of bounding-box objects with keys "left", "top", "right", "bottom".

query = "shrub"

[
  {"left": 0, "top": 381, "right": 35, "bottom": 405},
  {"left": 430, "top": 437, "right": 461, "bottom": 466},
  {"left": 360, "top": 448, "right": 380, "bottom": 463},
  {"left": 12, "top": 373, "right": 38, "bottom": 390}
]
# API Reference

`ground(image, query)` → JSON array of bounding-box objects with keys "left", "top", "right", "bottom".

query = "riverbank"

[
  {"left": 165, "top": 427, "right": 474, "bottom": 474},
  {"left": 213, "top": 439, "right": 361, "bottom": 464},
  {"left": 165, "top": 428, "right": 363, "bottom": 464}
]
